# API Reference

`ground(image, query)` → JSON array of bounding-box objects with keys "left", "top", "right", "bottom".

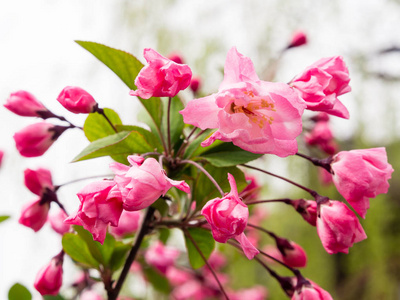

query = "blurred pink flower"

[
  {"left": 48, "top": 209, "right": 70, "bottom": 235},
  {"left": 24, "top": 168, "right": 53, "bottom": 197},
  {"left": 292, "top": 280, "right": 332, "bottom": 300},
  {"left": 19, "top": 199, "right": 50, "bottom": 232},
  {"left": 34, "top": 254, "right": 63, "bottom": 296},
  {"left": 291, "top": 56, "right": 351, "bottom": 118},
  {"left": 145, "top": 241, "right": 180, "bottom": 274},
  {"left": 110, "top": 155, "right": 190, "bottom": 211},
  {"left": 57, "top": 86, "right": 97, "bottom": 114},
  {"left": 317, "top": 200, "right": 367, "bottom": 254},
  {"left": 201, "top": 173, "right": 259, "bottom": 259},
  {"left": 130, "top": 48, "right": 192, "bottom": 99},
  {"left": 4, "top": 90, "right": 48, "bottom": 117},
  {"left": 109, "top": 210, "right": 141, "bottom": 238},
  {"left": 288, "top": 31, "right": 307, "bottom": 48},
  {"left": 180, "top": 47, "right": 305, "bottom": 157},
  {"left": 330, "top": 147, "right": 393, "bottom": 218}
]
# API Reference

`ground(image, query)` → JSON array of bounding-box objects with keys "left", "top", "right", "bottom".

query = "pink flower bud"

[
  {"left": 319, "top": 168, "right": 333, "bottom": 186},
  {"left": 280, "top": 241, "right": 307, "bottom": 268},
  {"left": 13, "top": 122, "right": 67, "bottom": 157},
  {"left": 330, "top": 147, "right": 393, "bottom": 218},
  {"left": 292, "top": 199, "right": 317, "bottom": 226},
  {"left": 145, "top": 241, "right": 180, "bottom": 274},
  {"left": 34, "top": 255, "right": 63, "bottom": 296},
  {"left": 230, "top": 286, "right": 268, "bottom": 300},
  {"left": 110, "top": 155, "right": 190, "bottom": 211},
  {"left": 201, "top": 173, "right": 259, "bottom": 259},
  {"left": 57, "top": 86, "right": 97, "bottom": 114},
  {"left": 291, "top": 56, "right": 351, "bottom": 119},
  {"left": 168, "top": 52, "right": 185, "bottom": 64},
  {"left": 288, "top": 31, "right": 307, "bottom": 48},
  {"left": 109, "top": 210, "right": 141, "bottom": 238},
  {"left": 190, "top": 76, "right": 201, "bottom": 93},
  {"left": 0, "top": 150, "right": 4, "bottom": 168},
  {"left": 24, "top": 168, "right": 53, "bottom": 197},
  {"left": 240, "top": 175, "right": 262, "bottom": 202},
  {"left": 4, "top": 90, "right": 48, "bottom": 117},
  {"left": 317, "top": 200, "right": 367, "bottom": 254},
  {"left": 18, "top": 199, "right": 50, "bottom": 232},
  {"left": 64, "top": 180, "right": 123, "bottom": 243},
  {"left": 130, "top": 48, "right": 192, "bottom": 99},
  {"left": 49, "top": 209, "right": 70, "bottom": 235},
  {"left": 292, "top": 280, "right": 332, "bottom": 300}
]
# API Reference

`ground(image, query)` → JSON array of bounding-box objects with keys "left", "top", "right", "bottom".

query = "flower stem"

[
  {"left": 183, "top": 228, "right": 230, "bottom": 300},
  {"left": 245, "top": 198, "right": 293, "bottom": 205},
  {"left": 55, "top": 174, "right": 114, "bottom": 190},
  {"left": 241, "top": 164, "right": 318, "bottom": 198},
  {"left": 295, "top": 152, "right": 333, "bottom": 173},
  {"left": 180, "top": 159, "right": 224, "bottom": 197},
  {"left": 176, "top": 126, "right": 198, "bottom": 158},
  {"left": 96, "top": 108, "right": 118, "bottom": 133},
  {"left": 107, "top": 207, "right": 155, "bottom": 300}
]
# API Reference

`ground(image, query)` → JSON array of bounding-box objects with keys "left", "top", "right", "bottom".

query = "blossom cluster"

[{"left": 4, "top": 35, "right": 394, "bottom": 300}]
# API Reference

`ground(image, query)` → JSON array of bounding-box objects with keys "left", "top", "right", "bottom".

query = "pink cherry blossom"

[
  {"left": 48, "top": 209, "right": 70, "bottom": 235},
  {"left": 201, "top": 173, "right": 259, "bottom": 259},
  {"left": 130, "top": 48, "right": 192, "bottom": 99},
  {"left": 24, "top": 168, "right": 53, "bottom": 197},
  {"left": 109, "top": 210, "right": 141, "bottom": 238},
  {"left": 4, "top": 90, "right": 48, "bottom": 117},
  {"left": 292, "top": 199, "right": 317, "bottom": 226},
  {"left": 34, "top": 254, "right": 63, "bottom": 296},
  {"left": 180, "top": 47, "right": 306, "bottom": 157},
  {"left": 57, "top": 86, "right": 97, "bottom": 114},
  {"left": 110, "top": 155, "right": 190, "bottom": 211},
  {"left": 13, "top": 122, "right": 66, "bottom": 157},
  {"left": 292, "top": 280, "right": 333, "bottom": 300},
  {"left": 166, "top": 267, "right": 193, "bottom": 286},
  {"left": 80, "top": 290, "right": 104, "bottom": 300},
  {"left": 290, "top": 56, "right": 351, "bottom": 118},
  {"left": 317, "top": 200, "right": 367, "bottom": 254},
  {"left": 18, "top": 199, "right": 50, "bottom": 232},
  {"left": 305, "top": 118, "right": 338, "bottom": 155},
  {"left": 145, "top": 241, "right": 180, "bottom": 274},
  {"left": 288, "top": 31, "right": 307, "bottom": 48},
  {"left": 230, "top": 286, "right": 268, "bottom": 300},
  {"left": 330, "top": 147, "right": 393, "bottom": 218},
  {"left": 64, "top": 180, "right": 123, "bottom": 243},
  {"left": 280, "top": 241, "right": 308, "bottom": 268}
]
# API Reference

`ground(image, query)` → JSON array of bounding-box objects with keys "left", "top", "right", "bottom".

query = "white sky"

[{"left": 1, "top": 0, "right": 400, "bottom": 298}]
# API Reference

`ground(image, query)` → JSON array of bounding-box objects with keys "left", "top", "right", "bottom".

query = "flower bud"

[
  {"left": 292, "top": 199, "right": 317, "bottom": 226},
  {"left": 288, "top": 31, "right": 307, "bottom": 48},
  {"left": 168, "top": 52, "right": 185, "bottom": 64},
  {"left": 280, "top": 241, "right": 307, "bottom": 268},
  {"left": 292, "top": 279, "right": 332, "bottom": 300},
  {"left": 24, "top": 168, "right": 53, "bottom": 197},
  {"left": 34, "top": 254, "right": 63, "bottom": 296},
  {"left": 13, "top": 122, "right": 67, "bottom": 157},
  {"left": 4, "top": 90, "right": 48, "bottom": 117},
  {"left": 190, "top": 76, "right": 201, "bottom": 94},
  {"left": 0, "top": 150, "right": 4, "bottom": 168},
  {"left": 57, "top": 86, "right": 97, "bottom": 114},
  {"left": 18, "top": 199, "right": 50, "bottom": 232},
  {"left": 48, "top": 209, "right": 70, "bottom": 235}
]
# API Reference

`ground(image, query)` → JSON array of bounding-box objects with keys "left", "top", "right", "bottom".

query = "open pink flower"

[
  {"left": 291, "top": 56, "right": 351, "bottom": 118},
  {"left": 24, "top": 168, "right": 53, "bottom": 197},
  {"left": 145, "top": 241, "right": 180, "bottom": 274},
  {"left": 201, "top": 173, "right": 259, "bottom": 259},
  {"left": 317, "top": 200, "right": 367, "bottom": 254},
  {"left": 19, "top": 199, "right": 50, "bottom": 232},
  {"left": 4, "top": 90, "right": 48, "bottom": 117},
  {"left": 330, "top": 147, "right": 393, "bottom": 218},
  {"left": 64, "top": 180, "right": 123, "bottom": 243},
  {"left": 110, "top": 155, "right": 190, "bottom": 211},
  {"left": 34, "top": 254, "right": 63, "bottom": 296},
  {"left": 180, "top": 47, "right": 306, "bottom": 157},
  {"left": 57, "top": 86, "right": 97, "bottom": 114},
  {"left": 13, "top": 122, "right": 67, "bottom": 157},
  {"left": 130, "top": 48, "right": 192, "bottom": 99}
]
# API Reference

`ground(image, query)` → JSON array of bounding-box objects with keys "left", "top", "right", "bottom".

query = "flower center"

[{"left": 229, "top": 91, "right": 276, "bottom": 128}]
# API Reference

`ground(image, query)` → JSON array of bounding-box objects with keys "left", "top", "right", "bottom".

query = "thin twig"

[
  {"left": 180, "top": 159, "right": 224, "bottom": 197},
  {"left": 183, "top": 229, "right": 230, "bottom": 300},
  {"left": 96, "top": 109, "right": 118, "bottom": 133},
  {"left": 246, "top": 198, "right": 293, "bottom": 205},
  {"left": 176, "top": 126, "right": 198, "bottom": 158},
  {"left": 55, "top": 174, "right": 114, "bottom": 190}
]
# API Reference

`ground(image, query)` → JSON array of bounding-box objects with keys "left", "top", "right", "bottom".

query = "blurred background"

[{"left": 1, "top": 0, "right": 400, "bottom": 299}]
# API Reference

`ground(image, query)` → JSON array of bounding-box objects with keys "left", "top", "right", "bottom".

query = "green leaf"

[
  {"left": 0, "top": 215, "right": 10, "bottom": 223},
  {"left": 158, "top": 228, "right": 171, "bottom": 244},
  {"left": 84, "top": 108, "right": 122, "bottom": 142},
  {"left": 184, "top": 228, "right": 215, "bottom": 269},
  {"left": 143, "top": 266, "right": 171, "bottom": 293},
  {"left": 183, "top": 129, "right": 220, "bottom": 159},
  {"left": 62, "top": 233, "right": 99, "bottom": 268},
  {"left": 109, "top": 242, "right": 131, "bottom": 271},
  {"left": 76, "top": 41, "right": 163, "bottom": 130},
  {"left": 8, "top": 283, "right": 32, "bottom": 300},
  {"left": 199, "top": 142, "right": 262, "bottom": 167},
  {"left": 74, "top": 226, "right": 115, "bottom": 267},
  {"left": 115, "top": 125, "right": 162, "bottom": 150},
  {"left": 193, "top": 165, "right": 247, "bottom": 210},
  {"left": 151, "top": 198, "right": 169, "bottom": 216},
  {"left": 72, "top": 130, "right": 156, "bottom": 162}
]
